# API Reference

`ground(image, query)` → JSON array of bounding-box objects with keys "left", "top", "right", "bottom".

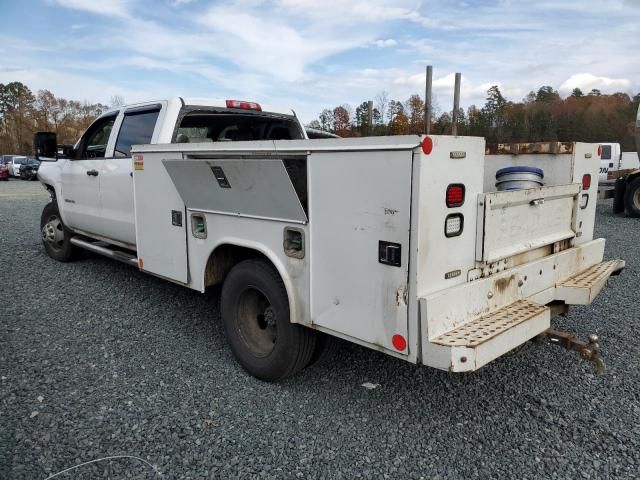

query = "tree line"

[
  {"left": 0, "top": 82, "right": 111, "bottom": 155},
  {"left": 308, "top": 86, "right": 640, "bottom": 150},
  {"left": 2, "top": 81, "right": 638, "bottom": 155}
]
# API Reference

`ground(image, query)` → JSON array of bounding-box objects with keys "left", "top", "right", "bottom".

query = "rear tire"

[
  {"left": 308, "top": 331, "right": 341, "bottom": 367},
  {"left": 612, "top": 178, "right": 625, "bottom": 214},
  {"left": 220, "top": 259, "right": 316, "bottom": 381},
  {"left": 623, "top": 176, "right": 640, "bottom": 218},
  {"left": 40, "top": 202, "right": 77, "bottom": 262}
]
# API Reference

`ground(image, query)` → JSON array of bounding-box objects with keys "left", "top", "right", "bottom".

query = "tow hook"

[{"left": 539, "top": 328, "right": 605, "bottom": 375}]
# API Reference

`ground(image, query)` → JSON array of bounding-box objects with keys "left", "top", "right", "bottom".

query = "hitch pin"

[{"left": 539, "top": 328, "right": 605, "bottom": 375}]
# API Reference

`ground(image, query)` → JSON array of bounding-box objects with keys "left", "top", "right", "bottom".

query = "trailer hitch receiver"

[{"left": 539, "top": 328, "right": 605, "bottom": 375}]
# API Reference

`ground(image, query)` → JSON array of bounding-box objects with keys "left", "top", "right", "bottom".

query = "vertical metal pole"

[
  {"left": 424, "top": 65, "right": 432, "bottom": 134},
  {"left": 452, "top": 72, "right": 461, "bottom": 136},
  {"left": 367, "top": 100, "right": 374, "bottom": 136}
]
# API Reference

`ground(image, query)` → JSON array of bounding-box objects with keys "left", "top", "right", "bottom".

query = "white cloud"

[
  {"left": 559, "top": 73, "right": 632, "bottom": 94},
  {"left": 6, "top": 0, "right": 640, "bottom": 124},
  {"left": 48, "top": 0, "right": 130, "bottom": 17},
  {"left": 371, "top": 39, "right": 397, "bottom": 48},
  {"left": 195, "top": 5, "right": 368, "bottom": 81}
]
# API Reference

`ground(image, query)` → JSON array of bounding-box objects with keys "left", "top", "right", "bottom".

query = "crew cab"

[
  {"left": 34, "top": 100, "right": 623, "bottom": 381},
  {"left": 36, "top": 98, "right": 305, "bottom": 250}
]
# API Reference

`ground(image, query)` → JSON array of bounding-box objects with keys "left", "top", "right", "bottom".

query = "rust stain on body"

[{"left": 494, "top": 274, "right": 515, "bottom": 294}]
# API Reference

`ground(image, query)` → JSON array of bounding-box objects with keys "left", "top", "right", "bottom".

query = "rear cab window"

[
  {"left": 115, "top": 106, "right": 161, "bottom": 157},
  {"left": 600, "top": 145, "right": 611, "bottom": 160},
  {"left": 173, "top": 109, "right": 304, "bottom": 144}
]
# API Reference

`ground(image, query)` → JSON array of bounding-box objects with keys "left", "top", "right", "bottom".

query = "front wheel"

[
  {"left": 623, "top": 177, "right": 640, "bottom": 218},
  {"left": 40, "top": 202, "right": 77, "bottom": 262},
  {"left": 220, "top": 259, "right": 316, "bottom": 381}
]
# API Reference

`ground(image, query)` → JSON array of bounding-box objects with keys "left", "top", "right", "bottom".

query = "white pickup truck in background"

[{"left": 34, "top": 98, "right": 623, "bottom": 380}]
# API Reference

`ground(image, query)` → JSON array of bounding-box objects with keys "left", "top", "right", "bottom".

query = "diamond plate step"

[
  {"left": 432, "top": 299, "right": 548, "bottom": 347},
  {"left": 556, "top": 259, "right": 625, "bottom": 304}
]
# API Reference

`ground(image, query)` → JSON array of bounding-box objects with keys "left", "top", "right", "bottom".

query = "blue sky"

[{"left": 1, "top": 0, "right": 639, "bottom": 123}]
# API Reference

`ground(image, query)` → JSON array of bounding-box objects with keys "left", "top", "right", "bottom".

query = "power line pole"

[
  {"left": 424, "top": 65, "right": 433, "bottom": 134},
  {"left": 452, "top": 72, "right": 461, "bottom": 136}
]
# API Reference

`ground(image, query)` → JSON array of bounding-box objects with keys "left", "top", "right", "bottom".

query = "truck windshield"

[{"left": 174, "top": 112, "right": 304, "bottom": 143}]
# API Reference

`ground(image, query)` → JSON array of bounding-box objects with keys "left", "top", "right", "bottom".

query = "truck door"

[
  {"left": 97, "top": 105, "right": 162, "bottom": 247},
  {"left": 60, "top": 114, "right": 117, "bottom": 234}
]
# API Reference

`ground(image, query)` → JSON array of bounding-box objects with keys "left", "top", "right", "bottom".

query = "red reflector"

[
  {"left": 421, "top": 136, "right": 433, "bottom": 155},
  {"left": 392, "top": 334, "right": 407, "bottom": 351},
  {"left": 582, "top": 174, "right": 591, "bottom": 189},
  {"left": 597, "top": 145, "right": 602, "bottom": 157},
  {"left": 446, "top": 184, "right": 465, "bottom": 207},
  {"left": 226, "top": 99, "right": 262, "bottom": 111}
]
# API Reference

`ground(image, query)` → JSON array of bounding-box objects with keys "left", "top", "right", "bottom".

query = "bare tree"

[
  {"left": 375, "top": 91, "right": 389, "bottom": 125},
  {"left": 110, "top": 95, "right": 125, "bottom": 108}
]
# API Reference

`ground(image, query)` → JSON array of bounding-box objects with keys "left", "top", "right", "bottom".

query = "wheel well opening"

[
  {"left": 43, "top": 184, "right": 56, "bottom": 199},
  {"left": 204, "top": 244, "right": 272, "bottom": 289}
]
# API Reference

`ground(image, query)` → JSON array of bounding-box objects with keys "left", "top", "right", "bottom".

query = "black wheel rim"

[{"left": 235, "top": 286, "right": 277, "bottom": 357}]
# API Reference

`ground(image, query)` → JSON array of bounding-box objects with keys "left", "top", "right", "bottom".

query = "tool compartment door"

[
  {"left": 476, "top": 183, "right": 580, "bottom": 264},
  {"left": 133, "top": 152, "right": 189, "bottom": 283},
  {"left": 308, "top": 149, "right": 413, "bottom": 354}
]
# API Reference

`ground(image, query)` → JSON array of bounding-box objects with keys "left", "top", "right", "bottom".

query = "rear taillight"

[
  {"left": 582, "top": 174, "right": 591, "bottom": 190},
  {"left": 597, "top": 145, "right": 602, "bottom": 157},
  {"left": 226, "top": 99, "right": 262, "bottom": 111},
  {"left": 446, "top": 184, "right": 465, "bottom": 207},
  {"left": 444, "top": 213, "right": 464, "bottom": 237}
]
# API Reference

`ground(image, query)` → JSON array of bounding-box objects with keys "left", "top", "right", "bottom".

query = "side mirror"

[{"left": 34, "top": 132, "right": 58, "bottom": 160}]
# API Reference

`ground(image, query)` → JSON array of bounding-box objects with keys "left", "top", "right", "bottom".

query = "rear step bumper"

[
  {"left": 431, "top": 300, "right": 550, "bottom": 372},
  {"left": 420, "top": 240, "right": 624, "bottom": 372},
  {"left": 556, "top": 260, "right": 625, "bottom": 304}
]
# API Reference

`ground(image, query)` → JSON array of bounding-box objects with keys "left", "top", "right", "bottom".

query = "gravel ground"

[{"left": 1, "top": 179, "right": 639, "bottom": 479}]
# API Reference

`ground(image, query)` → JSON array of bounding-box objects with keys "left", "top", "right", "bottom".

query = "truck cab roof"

[{"left": 99, "top": 97, "right": 296, "bottom": 119}]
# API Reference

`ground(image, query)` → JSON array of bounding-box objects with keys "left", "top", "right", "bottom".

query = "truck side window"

[
  {"left": 80, "top": 115, "right": 117, "bottom": 159},
  {"left": 114, "top": 109, "right": 160, "bottom": 157}
]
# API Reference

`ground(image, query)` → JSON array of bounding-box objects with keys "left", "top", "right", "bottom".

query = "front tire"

[
  {"left": 40, "top": 202, "right": 77, "bottom": 262},
  {"left": 221, "top": 259, "right": 316, "bottom": 381},
  {"left": 623, "top": 176, "right": 640, "bottom": 218}
]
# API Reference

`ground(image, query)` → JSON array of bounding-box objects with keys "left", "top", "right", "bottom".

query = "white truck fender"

[{"left": 203, "top": 238, "right": 301, "bottom": 325}]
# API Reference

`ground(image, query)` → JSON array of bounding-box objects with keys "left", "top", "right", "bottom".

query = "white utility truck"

[
  {"left": 598, "top": 142, "right": 640, "bottom": 182},
  {"left": 607, "top": 106, "right": 640, "bottom": 217},
  {"left": 35, "top": 98, "right": 624, "bottom": 381}
]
